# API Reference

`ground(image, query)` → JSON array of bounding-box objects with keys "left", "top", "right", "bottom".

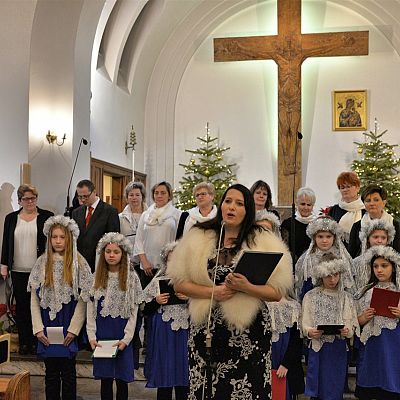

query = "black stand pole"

[{"left": 64, "top": 138, "right": 88, "bottom": 216}]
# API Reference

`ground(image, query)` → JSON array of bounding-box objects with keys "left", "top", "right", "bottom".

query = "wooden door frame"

[{"left": 91, "top": 158, "right": 146, "bottom": 213}]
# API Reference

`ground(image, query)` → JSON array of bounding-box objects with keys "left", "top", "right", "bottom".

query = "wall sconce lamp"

[
  {"left": 46, "top": 130, "right": 66, "bottom": 146},
  {"left": 125, "top": 125, "right": 137, "bottom": 154}
]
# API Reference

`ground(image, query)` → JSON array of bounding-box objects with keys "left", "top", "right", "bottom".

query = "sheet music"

[
  {"left": 47, "top": 327, "right": 65, "bottom": 344},
  {"left": 92, "top": 340, "right": 119, "bottom": 358}
]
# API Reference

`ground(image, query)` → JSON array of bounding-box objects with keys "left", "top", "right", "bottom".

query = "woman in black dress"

[
  {"left": 168, "top": 184, "right": 293, "bottom": 399},
  {"left": 348, "top": 184, "right": 400, "bottom": 258},
  {"left": 281, "top": 187, "right": 316, "bottom": 263},
  {"left": 1, "top": 184, "right": 53, "bottom": 354}
]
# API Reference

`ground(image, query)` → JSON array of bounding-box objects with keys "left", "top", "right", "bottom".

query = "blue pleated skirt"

[
  {"left": 357, "top": 324, "right": 400, "bottom": 394},
  {"left": 305, "top": 338, "right": 347, "bottom": 400},
  {"left": 92, "top": 308, "right": 134, "bottom": 383},
  {"left": 145, "top": 311, "right": 189, "bottom": 388},
  {"left": 37, "top": 296, "right": 78, "bottom": 359}
]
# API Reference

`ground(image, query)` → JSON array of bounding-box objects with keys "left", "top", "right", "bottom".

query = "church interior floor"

[{"left": 1, "top": 351, "right": 357, "bottom": 399}]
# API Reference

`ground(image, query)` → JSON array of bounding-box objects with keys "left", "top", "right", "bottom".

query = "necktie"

[{"left": 85, "top": 206, "right": 93, "bottom": 227}]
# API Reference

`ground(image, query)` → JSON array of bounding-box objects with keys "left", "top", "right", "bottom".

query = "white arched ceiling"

[
  {"left": 98, "top": 0, "right": 149, "bottom": 82},
  {"left": 140, "top": 0, "right": 400, "bottom": 186},
  {"left": 334, "top": 0, "right": 400, "bottom": 54},
  {"left": 92, "top": 0, "right": 400, "bottom": 187}
]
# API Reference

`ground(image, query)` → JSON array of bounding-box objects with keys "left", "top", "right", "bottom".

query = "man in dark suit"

[{"left": 72, "top": 179, "right": 120, "bottom": 272}]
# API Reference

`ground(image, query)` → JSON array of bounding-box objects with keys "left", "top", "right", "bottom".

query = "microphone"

[
  {"left": 290, "top": 131, "right": 303, "bottom": 267},
  {"left": 64, "top": 138, "right": 88, "bottom": 216},
  {"left": 202, "top": 220, "right": 225, "bottom": 400}
]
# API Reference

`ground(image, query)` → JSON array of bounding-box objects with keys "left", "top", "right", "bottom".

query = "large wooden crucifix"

[{"left": 214, "top": 0, "right": 369, "bottom": 205}]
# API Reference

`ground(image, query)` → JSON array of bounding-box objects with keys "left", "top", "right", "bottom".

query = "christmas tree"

[
  {"left": 174, "top": 123, "right": 237, "bottom": 209},
  {"left": 351, "top": 118, "right": 400, "bottom": 218}
]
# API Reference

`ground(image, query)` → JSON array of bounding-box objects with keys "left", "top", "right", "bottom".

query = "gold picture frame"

[{"left": 333, "top": 90, "right": 367, "bottom": 131}]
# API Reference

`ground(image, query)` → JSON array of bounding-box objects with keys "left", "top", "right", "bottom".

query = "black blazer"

[
  {"left": 72, "top": 199, "right": 120, "bottom": 272},
  {"left": 1, "top": 207, "right": 54, "bottom": 270},
  {"left": 348, "top": 218, "right": 400, "bottom": 258}
]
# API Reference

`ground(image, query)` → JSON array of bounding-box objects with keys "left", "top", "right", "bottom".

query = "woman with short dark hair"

[{"left": 348, "top": 184, "right": 400, "bottom": 258}]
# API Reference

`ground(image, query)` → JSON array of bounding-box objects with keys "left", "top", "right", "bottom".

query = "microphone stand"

[
  {"left": 64, "top": 138, "right": 88, "bottom": 216},
  {"left": 202, "top": 221, "right": 225, "bottom": 400},
  {"left": 290, "top": 132, "right": 303, "bottom": 268}
]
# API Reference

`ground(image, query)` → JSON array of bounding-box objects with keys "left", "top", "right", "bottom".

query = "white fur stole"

[{"left": 167, "top": 227, "right": 293, "bottom": 332}]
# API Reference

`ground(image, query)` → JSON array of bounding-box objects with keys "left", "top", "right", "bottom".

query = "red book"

[
  {"left": 271, "top": 369, "right": 286, "bottom": 400},
  {"left": 370, "top": 287, "right": 400, "bottom": 319}
]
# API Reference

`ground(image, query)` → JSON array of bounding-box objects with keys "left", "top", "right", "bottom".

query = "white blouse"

[
  {"left": 13, "top": 216, "right": 37, "bottom": 272},
  {"left": 134, "top": 202, "right": 181, "bottom": 269}
]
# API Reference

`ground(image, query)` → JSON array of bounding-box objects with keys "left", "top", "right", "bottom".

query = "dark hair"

[
  {"left": 151, "top": 181, "right": 172, "bottom": 201},
  {"left": 368, "top": 255, "right": 396, "bottom": 286},
  {"left": 249, "top": 180, "right": 273, "bottom": 210},
  {"left": 197, "top": 184, "right": 260, "bottom": 248},
  {"left": 77, "top": 179, "right": 95, "bottom": 192},
  {"left": 361, "top": 184, "right": 387, "bottom": 202}
]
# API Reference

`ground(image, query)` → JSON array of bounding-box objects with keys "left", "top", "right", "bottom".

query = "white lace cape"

[
  {"left": 90, "top": 270, "right": 143, "bottom": 319},
  {"left": 294, "top": 247, "right": 355, "bottom": 297},
  {"left": 303, "top": 286, "right": 359, "bottom": 352},
  {"left": 143, "top": 267, "right": 189, "bottom": 331},
  {"left": 266, "top": 298, "right": 301, "bottom": 342},
  {"left": 357, "top": 282, "right": 400, "bottom": 344},
  {"left": 352, "top": 255, "right": 370, "bottom": 290},
  {"left": 27, "top": 253, "right": 93, "bottom": 321}
]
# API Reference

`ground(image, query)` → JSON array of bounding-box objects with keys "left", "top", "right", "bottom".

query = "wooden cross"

[{"left": 214, "top": 0, "right": 369, "bottom": 205}]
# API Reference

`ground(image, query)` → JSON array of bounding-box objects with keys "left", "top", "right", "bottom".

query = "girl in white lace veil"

[
  {"left": 354, "top": 245, "right": 400, "bottom": 399},
  {"left": 301, "top": 258, "right": 359, "bottom": 400},
  {"left": 27, "top": 215, "right": 93, "bottom": 400},
  {"left": 353, "top": 220, "right": 395, "bottom": 290},
  {"left": 142, "top": 241, "right": 189, "bottom": 400},
  {"left": 86, "top": 232, "right": 143, "bottom": 400},
  {"left": 255, "top": 209, "right": 281, "bottom": 237},
  {"left": 294, "top": 216, "right": 354, "bottom": 300}
]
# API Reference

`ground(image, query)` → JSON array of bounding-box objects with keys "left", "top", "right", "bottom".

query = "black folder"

[
  {"left": 158, "top": 278, "right": 187, "bottom": 305},
  {"left": 317, "top": 324, "right": 344, "bottom": 335},
  {"left": 232, "top": 251, "right": 283, "bottom": 285}
]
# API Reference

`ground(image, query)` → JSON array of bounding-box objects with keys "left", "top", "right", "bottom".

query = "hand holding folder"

[
  {"left": 158, "top": 278, "right": 188, "bottom": 305},
  {"left": 232, "top": 251, "right": 283, "bottom": 285},
  {"left": 370, "top": 287, "right": 400, "bottom": 319},
  {"left": 92, "top": 340, "right": 119, "bottom": 358}
]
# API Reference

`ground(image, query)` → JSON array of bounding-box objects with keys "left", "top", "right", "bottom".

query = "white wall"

[
  {"left": 174, "top": 0, "right": 400, "bottom": 211},
  {"left": 28, "top": 0, "right": 103, "bottom": 215},
  {"left": 0, "top": 1, "right": 36, "bottom": 246}
]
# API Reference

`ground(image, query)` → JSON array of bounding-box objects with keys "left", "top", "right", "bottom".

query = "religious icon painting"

[{"left": 333, "top": 90, "right": 367, "bottom": 131}]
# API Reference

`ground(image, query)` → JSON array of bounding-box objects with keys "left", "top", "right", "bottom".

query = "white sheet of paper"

[
  {"left": 47, "top": 327, "right": 65, "bottom": 344},
  {"left": 92, "top": 340, "right": 119, "bottom": 358}
]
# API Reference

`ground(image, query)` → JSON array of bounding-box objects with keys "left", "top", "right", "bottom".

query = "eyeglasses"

[
  {"left": 195, "top": 192, "right": 209, "bottom": 198},
  {"left": 77, "top": 191, "right": 93, "bottom": 200},
  {"left": 21, "top": 196, "right": 37, "bottom": 202}
]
